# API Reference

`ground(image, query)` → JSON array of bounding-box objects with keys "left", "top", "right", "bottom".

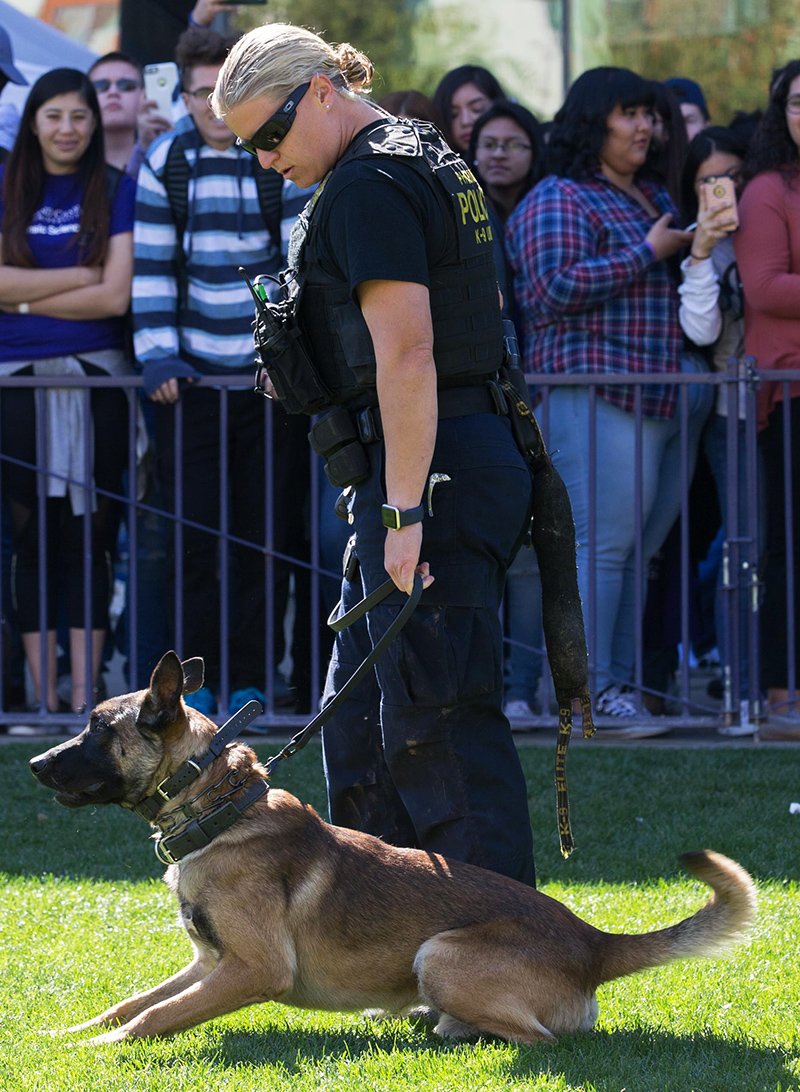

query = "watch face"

[
  {"left": 381, "top": 505, "right": 400, "bottom": 530},
  {"left": 381, "top": 504, "right": 423, "bottom": 530}
]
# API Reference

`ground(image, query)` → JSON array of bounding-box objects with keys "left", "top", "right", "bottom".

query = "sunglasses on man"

[
  {"left": 92, "top": 78, "right": 142, "bottom": 93},
  {"left": 236, "top": 81, "right": 310, "bottom": 155}
]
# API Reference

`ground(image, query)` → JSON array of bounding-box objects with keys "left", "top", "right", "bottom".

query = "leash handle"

[
  {"left": 266, "top": 573, "right": 423, "bottom": 773},
  {"left": 327, "top": 575, "right": 396, "bottom": 631}
]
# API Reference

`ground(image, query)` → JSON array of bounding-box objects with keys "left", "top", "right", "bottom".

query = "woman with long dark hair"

[
  {"left": 735, "top": 60, "right": 800, "bottom": 739},
  {"left": 507, "top": 67, "right": 700, "bottom": 733},
  {"left": 648, "top": 80, "right": 689, "bottom": 206},
  {"left": 468, "top": 99, "right": 542, "bottom": 309},
  {"left": 470, "top": 100, "right": 542, "bottom": 221},
  {"left": 0, "top": 68, "right": 136, "bottom": 720},
  {"left": 431, "top": 64, "right": 505, "bottom": 154}
]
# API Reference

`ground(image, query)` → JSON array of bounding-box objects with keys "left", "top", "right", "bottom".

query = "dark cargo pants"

[{"left": 320, "top": 412, "right": 536, "bottom": 886}]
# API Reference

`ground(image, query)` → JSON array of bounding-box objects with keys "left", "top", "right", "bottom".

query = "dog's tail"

[{"left": 593, "top": 850, "right": 756, "bottom": 986}]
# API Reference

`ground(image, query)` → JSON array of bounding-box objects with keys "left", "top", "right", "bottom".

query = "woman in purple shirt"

[
  {"left": 0, "top": 68, "right": 136, "bottom": 721},
  {"left": 507, "top": 67, "right": 702, "bottom": 734}
]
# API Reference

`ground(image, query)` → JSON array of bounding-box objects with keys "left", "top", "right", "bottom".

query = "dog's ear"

[
  {"left": 181, "top": 657, "right": 205, "bottom": 694},
  {"left": 138, "top": 651, "right": 186, "bottom": 733}
]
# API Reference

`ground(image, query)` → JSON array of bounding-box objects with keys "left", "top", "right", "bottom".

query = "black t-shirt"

[{"left": 312, "top": 150, "right": 453, "bottom": 299}]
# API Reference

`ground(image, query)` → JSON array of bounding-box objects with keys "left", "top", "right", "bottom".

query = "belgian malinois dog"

[{"left": 30, "top": 651, "right": 756, "bottom": 1046}]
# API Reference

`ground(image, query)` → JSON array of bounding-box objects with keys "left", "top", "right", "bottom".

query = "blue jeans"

[
  {"left": 547, "top": 386, "right": 707, "bottom": 692},
  {"left": 503, "top": 545, "right": 544, "bottom": 705}
]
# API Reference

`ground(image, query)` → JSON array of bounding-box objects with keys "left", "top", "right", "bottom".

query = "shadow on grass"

[
  {"left": 5, "top": 742, "right": 799, "bottom": 889},
  {"left": 190, "top": 1022, "right": 795, "bottom": 1091}
]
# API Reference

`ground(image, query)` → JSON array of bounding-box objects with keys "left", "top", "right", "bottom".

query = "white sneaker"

[
  {"left": 504, "top": 699, "right": 538, "bottom": 730},
  {"left": 595, "top": 684, "right": 651, "bottom": 718},
  {"left": 594, "top": 685, "right": 671, "bottom": 740},
  {"left": 7, "top": 723, "right": 52, "bottom": 737},
  {"left": 717, "top": 699, "right": 758, "bottom": 737}
]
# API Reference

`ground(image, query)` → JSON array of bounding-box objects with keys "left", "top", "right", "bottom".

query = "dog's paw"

[
  {"left": 404, "top": 1005, "right": 439, "bottom": 1025},
  {"left": 434, "top": 1013, "right": 481, "bottom": 1041},
  {"left": 362, "top": 1008, "right": 387, "bottom": 1020},
  {"left": 362, "top": 1008, "right": 405, "bottom": 1024}
]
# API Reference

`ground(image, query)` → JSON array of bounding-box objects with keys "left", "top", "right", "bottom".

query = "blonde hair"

[{"left": 211, "top": 23, "right": 373, "bottom": 117}]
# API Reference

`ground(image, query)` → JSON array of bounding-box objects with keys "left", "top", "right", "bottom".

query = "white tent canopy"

[{"left": 1, "top": 0, "right": 96, "bottom": 108}]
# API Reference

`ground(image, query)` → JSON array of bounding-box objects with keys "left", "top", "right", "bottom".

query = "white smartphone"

[{"left": 143, "top": 62, "right": 179, "bottom": 119}]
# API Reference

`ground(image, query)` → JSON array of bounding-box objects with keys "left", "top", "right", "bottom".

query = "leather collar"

[
  {"left": 154, "top": 779, "right": 268, "bottom": 864},
  {"left": 134, "top": 699, "right": 262, "bottom": 823}
]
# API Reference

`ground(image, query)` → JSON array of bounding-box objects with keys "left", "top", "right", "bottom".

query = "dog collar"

[
  {"left": 154, "top": 779, "right": 268, "bottom": 864},
  {"left": 135, "top": 699, "right": 262, "bottom": 823}
]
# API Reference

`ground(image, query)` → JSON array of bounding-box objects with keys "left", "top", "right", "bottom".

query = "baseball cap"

[{"left": 0, "top": 25, "right": 28, "bottom": 86}]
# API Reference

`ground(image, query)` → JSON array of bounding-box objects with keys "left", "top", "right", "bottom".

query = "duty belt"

[{"left": 355, "top": 380, "right": 508, "bottom": 444}]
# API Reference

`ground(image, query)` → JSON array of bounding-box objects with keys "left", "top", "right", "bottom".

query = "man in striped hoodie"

[{"left": 133, "top": 27, "right": 308, "bottom": 718}]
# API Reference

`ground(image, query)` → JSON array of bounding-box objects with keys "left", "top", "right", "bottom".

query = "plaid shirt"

[{"left": 506, "top": 172, "right": 682, "bottom": 418}]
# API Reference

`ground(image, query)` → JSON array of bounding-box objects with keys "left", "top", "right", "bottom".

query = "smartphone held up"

[
  {"left": 144, "top": 61, "right": 179, "bottom": 120},
  {"left": 699, "top": 175, "right": 739, "bottom": 230}
]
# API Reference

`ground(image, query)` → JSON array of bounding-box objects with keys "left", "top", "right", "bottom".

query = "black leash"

[
  {"left": 264, "top": 573, "right": 423, "bottom": 775},
  {"left": 140, "top": 575, "right": 422, "bottom": 863}
]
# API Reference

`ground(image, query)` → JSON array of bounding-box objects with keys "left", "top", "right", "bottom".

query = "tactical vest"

[{"left": 289, "top": 117, "right": 505, "bottom": 404}]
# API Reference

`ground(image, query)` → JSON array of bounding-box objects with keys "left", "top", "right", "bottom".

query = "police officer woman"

[{"left": 212, "top": 24, "right": 536, "bottom": 885}]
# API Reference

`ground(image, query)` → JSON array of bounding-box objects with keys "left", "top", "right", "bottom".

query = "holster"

[{"left": 309, "top": 406, "right": 370, "bottom": 488}]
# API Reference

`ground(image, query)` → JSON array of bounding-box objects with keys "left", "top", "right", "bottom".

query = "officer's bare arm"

[{"left": 358, "top": 278, "right": 437, "bottom": 594}]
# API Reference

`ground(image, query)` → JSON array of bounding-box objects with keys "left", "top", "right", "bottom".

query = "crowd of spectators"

[{"left": 0, "top": 9, "right": 798, "bottom": 741}]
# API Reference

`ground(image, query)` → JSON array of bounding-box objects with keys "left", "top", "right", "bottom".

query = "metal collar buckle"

[{"left": 155, "top": 838, "right": 178, "bottom": 865}]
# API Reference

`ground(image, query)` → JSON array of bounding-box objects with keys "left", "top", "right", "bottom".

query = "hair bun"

[{"left": 335, "top": 42, "right": 373, "bottom": 92}]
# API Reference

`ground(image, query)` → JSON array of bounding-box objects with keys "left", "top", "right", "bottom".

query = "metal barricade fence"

[{"left": 0, "top": 364, "right": 796, "bottom": 733}]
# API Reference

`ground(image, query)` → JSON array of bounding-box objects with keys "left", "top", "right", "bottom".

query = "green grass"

[{"left": 1, "top": 740, "right": 798, "bottom": 1091}]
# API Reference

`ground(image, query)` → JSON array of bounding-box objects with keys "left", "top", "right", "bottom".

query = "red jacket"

[{"left": 736, "top": 170, "right": 800, "bottom": 428}]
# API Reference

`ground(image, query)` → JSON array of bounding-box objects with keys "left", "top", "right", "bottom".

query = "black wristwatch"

[{"left": 381, "top": 503, "right": 424, "bottom": 530}]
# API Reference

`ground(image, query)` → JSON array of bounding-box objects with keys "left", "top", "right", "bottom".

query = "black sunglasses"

[
  {"left": 236, "top": 81, "right": 311, "bottom": 156},
  {"left": 92, "top": 77, "right": 142, "bottom": 93}
]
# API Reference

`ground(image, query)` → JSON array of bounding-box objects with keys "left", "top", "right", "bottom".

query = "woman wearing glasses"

[
  {"left": 0, "top": 68, "right": 136, "bottom": 722},
  {"left": 734, "top": 61, "right": 800, "bottom": 739},
  {"left": 212, "top": 24, "right": 537, "bottom": 885},
  {"left": 469, "top": 100, "right": 543, "bottom": 307}
]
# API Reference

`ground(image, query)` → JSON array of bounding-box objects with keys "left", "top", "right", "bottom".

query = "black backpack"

[{"left": 161, "top": 135, "right": 283, "bottom": 254}]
